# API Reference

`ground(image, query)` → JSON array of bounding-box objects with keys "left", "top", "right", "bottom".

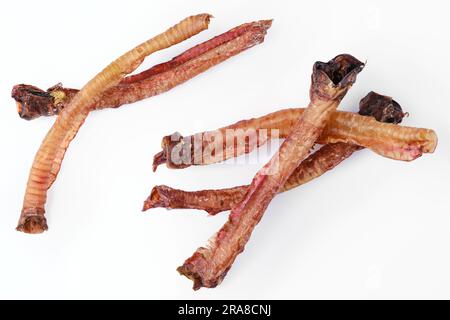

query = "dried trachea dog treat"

[
  {"left": 18, "top": 14, "right": 212, "bottom": 233},
  {"left": 153, "top": 95, "right": 435, "bottom": 170},
  {"left": 178, "top": 54, "right": 364, "bottom": 289}
]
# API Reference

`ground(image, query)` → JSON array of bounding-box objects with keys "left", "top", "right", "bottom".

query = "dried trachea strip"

[
  {"left": 12, "top": 20, "right": 272, "bottom": 120},
  {"left": 146, "top": 144, "right": 361, "bottom": 214},
  {"left": 153, "top": 98, "right": 436, "bottom": 170},
  {"left": 121, "top": 20, "right": 271, "bottom": 84},
  {"left": 178, "top": 54, "right": 364, "bottom": 289},
  {"left": 144, "top": 92, "right": 405, "bottom": 214},
  {"left": 144, "top": 184, "right": 248, "bottom": 215},
  {"left": 18, "top": 14, "right": 212, "bottom": 234}
]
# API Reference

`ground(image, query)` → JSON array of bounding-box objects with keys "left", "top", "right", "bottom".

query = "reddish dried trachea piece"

[
  {"left": 121, "top": 19, "right": 272, "bottom": 84},
  {"left": 12, "top": 20, "right": 272, "bottom": 120},
  {"left": 177, "top": 54, "right": 364, "bottom": 290},
  {"left": 144, "top": 92, "right": 406, "bottom": 214},
  {"left": 145, "top": 144, "right": 358, "bottom": 214},
  {"left": 146, "top": 144, "right": 362, "bottom": 214},
  {"left": 144, "top": 184, "right": 248, "bottom": 215},
  {"left": 17, "top": 14, "right": 213, "bottom": 234}
]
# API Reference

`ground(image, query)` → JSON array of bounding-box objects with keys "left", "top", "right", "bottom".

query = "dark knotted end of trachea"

[
  {"left": 310, "top": 54, "right": 365, "bottom": 102},
  {"left": 11, "top": 84, "right": 56, "bottom": 120},
  {"left": 359, "top": 91, "right": 406, "bottom": 124}
]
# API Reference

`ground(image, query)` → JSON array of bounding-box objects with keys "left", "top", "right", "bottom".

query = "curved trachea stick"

[
  {"left": 177, "top": 54, "right": 365, "bottom": 289},
  {"left": 18, "top": 14, "right": 212, "bottom": 234}
]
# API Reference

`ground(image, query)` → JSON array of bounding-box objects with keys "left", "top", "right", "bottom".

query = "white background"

[{"left": 1, "top": 0, "right": 449, "bottom": 299}]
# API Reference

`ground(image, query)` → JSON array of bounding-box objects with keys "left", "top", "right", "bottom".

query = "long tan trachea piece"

[
  {"left": 153, "top": 98, "right": 435, "bottom": 169},
  {"left": 17, "top": 14, "right": 213, "bottom": 234}
]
